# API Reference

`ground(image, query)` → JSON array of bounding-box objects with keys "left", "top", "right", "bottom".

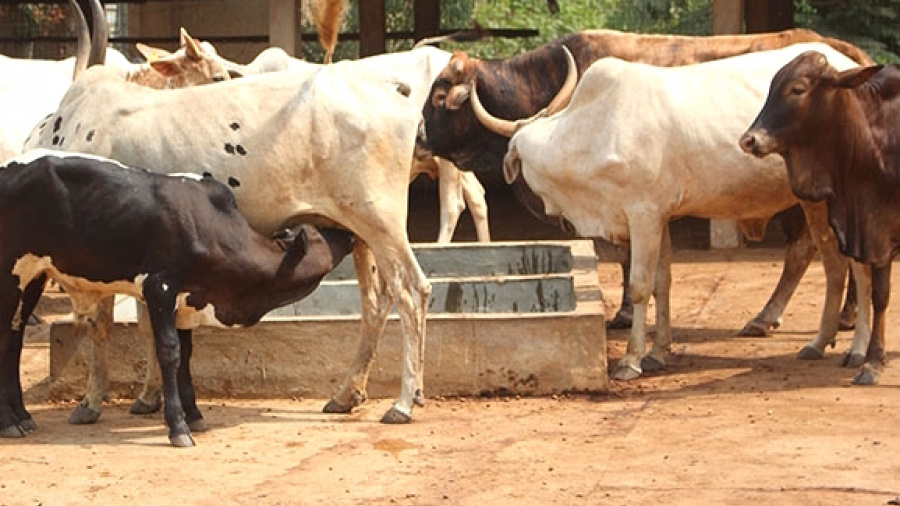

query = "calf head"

[
  {"left": 136, "top": 28, "right": 232, "bottom": 85},
  {"left": 740, "top": 50, "right": 882, "bottom": 202}
]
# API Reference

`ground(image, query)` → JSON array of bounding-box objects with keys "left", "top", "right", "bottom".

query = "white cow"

[
  {"left": 26, "top": 61, "right": 431, "bottom": 423},
  {"left": 222, "top": 45, "right": 491, "bottom": 244},
  {"left": 497, "top": 43, "right": 873, "bottom": 380}
]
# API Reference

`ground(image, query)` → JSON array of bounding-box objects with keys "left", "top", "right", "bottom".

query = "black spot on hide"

[
  {"left": 86, "top": 130, "right": 95, "bottom": 142},
  {"left": 230, "top": 122, "right": 240, "bottom": 131},
  {"left": 52, "top": 136, "right": 59, "bottom": 146},
  {"left": 224, "top": 143, "right": 235, "bottom": 154},
  {"left": 235, "top": 145, "right": 247, "bottom": 156},
  {"left": 202, "top": 172, "right": 213, "bottom": 179},
  {"left": 227, "top": 177, "right": 241, "bottom": 188},
  {"left": 59, "top": 137, "right": 65, "bottom": 146},
  {"left": 53, "top": 117, "right": 62, "bottom": 133}
]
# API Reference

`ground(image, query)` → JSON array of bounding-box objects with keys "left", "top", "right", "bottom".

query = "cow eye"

[
  {"left": 432, "top": 90, "right": 448, "bottom": 108},
  {"left": 790, "top": 84, "right": 807, "bottom": 96}
]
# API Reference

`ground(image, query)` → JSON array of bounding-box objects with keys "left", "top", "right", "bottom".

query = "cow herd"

[{"left": 0, "top": 0, "right": 895, "bottom": 447}]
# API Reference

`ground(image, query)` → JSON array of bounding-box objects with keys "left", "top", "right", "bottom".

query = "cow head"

[
  {"left": 136, "top": 28, "right": 232, "bottom": 85},
  {"left": 740, "top": 50, "right": 882, "bottom": 202}
]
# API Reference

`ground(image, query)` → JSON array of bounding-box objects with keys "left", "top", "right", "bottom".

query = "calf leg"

[
  {"left": 853, "top": 264, "right": 890, "bottom": 385},
  {"left": 323, "top": 241, "right": 392, "bottom": 414},
  {"left": 176, "top": 329, "right": 206, "bottom": 432},
  {"left": 841, "top": 262, "right": 871, "bottom": 367},
  {"left": 129, "top": 301, "right": 163, "bottom": 415},
  {"left": 143, "top": 277, "right": 192, "bottom": 447},
  {"left": 0, "top": 276, "right": 45, "bottom": 438},
  {"left": 458, "top": 169, "right": 491, "bottom": 242},
  {"left": 69, "top": 295, "right": 114, "bottom": 424},
  {"left": 435, "top": 160, "right": 466, "bottom": 244}
]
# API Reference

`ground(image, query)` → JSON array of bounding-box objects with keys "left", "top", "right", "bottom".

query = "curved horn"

[
  {"left": 87, "top": 0, "right": 108, "bottom": 67},
  {"left": 69, "top": 0, "right": 90, "bottom": 80},
  {"left": 470, "top": 80, "right": 518, "bottom": 138},
  {"left": 545, "top": 45, "right": 577, "bottom": 115}
]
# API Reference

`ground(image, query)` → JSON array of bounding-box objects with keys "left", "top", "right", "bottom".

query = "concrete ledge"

[{"left": 49, "top": 312, "right": 607, "bottom": 400}]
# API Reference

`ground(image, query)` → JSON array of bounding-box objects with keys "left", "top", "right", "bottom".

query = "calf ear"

[
  {"left": 136, "top": 43, "right": 172, "bottom": 63},
  {"left": 834, "top": 65, "right": 883, "bottom": 89},
  {"left": 149, "top": 58, "right": 182, "bottom": 77},
  {"left": 446, "top": 84, "right": 470, "bottom": 110}
]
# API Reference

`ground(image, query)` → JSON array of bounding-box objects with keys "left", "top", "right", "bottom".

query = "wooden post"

[
  {"left": 414, "top": 0, "right": 441, "bottom": 43},
  {"left": 745, "top": 0, "right": 794, "bottom": 33},
  {"left": 359, "top": 0, "right": 386, "bottom": 57},
  {"left": 269, "top": 0, "right": 299, "bottom": 56},
  {"left": 709, "top": 0, "right": 745, "bottom": 248}
]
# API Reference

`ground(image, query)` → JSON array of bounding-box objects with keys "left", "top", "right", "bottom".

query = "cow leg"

[
  {"left": 795, "top": 202, "right": 849, "bottom": 360},
  {"left": 323, "top": 241, "right": 392, "bottom": 414},
  {"left": 591, "top": 238, "right": 633, "bottom": 329},
  {"left": 642, "top": 224, "right": 673, "bottom": 373},
  {"left": 0, "top": 275, "right": 45, "bottom": 438},
  {"left": 435, "top": 160, "right": 466, "bottom": 243},
  {"left": 129, "top": 301, "right": 163, "bottom": 415},
  {"left": 611, "top": 216, "right": 665, "bottom": 381},
  {"left": 143, "top": 277, "right": 193, "bottom": 447},
  {"left": 457, "top": 169, "right": 491, "bottom": 242},
  {"left": 853, "top": 264, "right": 890, "bottom": 385},
  {"left": 841, "top": 262, "right": 871, "bottom": 367},
  {"left": 371, "top": 241, "right": 431, "bottom": 423},
  {"left": 176, "top": 329, "right": 206, "bottom": 432},
  {"left": 738, "top": 206, "right": 816, "bottom": 336},
  {"left": 69, "top": 296, "right": 114, "bottom": 425}
]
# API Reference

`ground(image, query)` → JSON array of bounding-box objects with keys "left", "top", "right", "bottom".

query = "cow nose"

[{"left": 738, "top": 132, "right": 758, "bottom": 155}]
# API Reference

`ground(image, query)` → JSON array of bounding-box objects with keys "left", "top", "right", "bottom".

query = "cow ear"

[
  {"left": 834, "top": 65, "right": 883, "bottom": 89},
  {"left": 446, "top": 83, "right": 470, "bottom": 110},
  {"left": 136, "top": 43, "right": 172, "bottom": 63},
  {"left": 180, "top": 27, "right": 203, "bottom": 60}
]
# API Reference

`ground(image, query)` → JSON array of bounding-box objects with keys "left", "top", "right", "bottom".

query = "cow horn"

[
  {"left": 87, "top": 0, "right": 108, "bottom": 67},
  {"left": 471, "top": 45, "right": 577, "bottom": 138},
  {"left": 69, "top": 0, "right": 89, "bottom": 80},
  {"left": 470, "top": 80, "right": 518, "bottom": 138},
  {"left": 545, "top": 46, "right": 577, "bottom": 115}
]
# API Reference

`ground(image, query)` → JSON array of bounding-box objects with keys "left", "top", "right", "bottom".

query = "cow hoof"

[
  {"left": 737, "top": 318, "right": 772, "bottom": 337},
  {"left": 611, "top": 364, "right": 642, "bottom": 381},
  {"left": 322, "top": 399, "right": 353, "bottom": 414},
  {"left": 27, "top": 313, "right": 43, "bottom": 325},
  {"left": 19, "top": 417, "right": 37, "bottom": 432},
  {"left": 413, "top": 390, "right": 426, "bottom": 408},
  {"left": 796, "top": 345, "right": 824, "bottom": 360},
  {"left": 380, "top": 407, "right": 412, "bottom": 424},
  {"left": 841, "top": 352, "right": 866, "bottom": 368},
  {"left": 188, "top": 418, "right": 209, "bottom": 433},
  {"left": 606, "top": 312, "right": 632, "bottom": 330},
  {"left": 129, "top": 397, "right": 162, "bottom": 415},
  {"left": 852, "top": 365, "right": 881, "bottom": 385},
  {"left": 838, "top": 319, "right": 856, "bottom": 331},
  {"left": 640, "top": 355, "right": 666, "bottom": 373},
  {"left": 0, "top": 424, "right": 26, "bottom": 438},
  {"left": 169, "top": 433, "right": 196, "bottom": 448},
  {"left": 68, "top": 405, "right": 101, "bottom": 425}
]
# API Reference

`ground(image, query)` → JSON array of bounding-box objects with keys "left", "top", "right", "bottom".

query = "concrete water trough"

[{"left": 48, "top": 240, "right": 608, "bottom": 400}]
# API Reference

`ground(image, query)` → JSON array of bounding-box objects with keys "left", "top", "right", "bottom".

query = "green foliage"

[{"left": 795, "top": 0, "right": 900, "bottom": 63}]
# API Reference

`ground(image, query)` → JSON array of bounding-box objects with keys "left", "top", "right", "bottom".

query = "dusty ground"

[{"left": 3, "top": 247, "right": 900, "bottom": 506}]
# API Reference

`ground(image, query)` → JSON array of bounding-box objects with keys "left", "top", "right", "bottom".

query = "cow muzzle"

[{"left": 739, "top": 129, "right": 777, "bottom": 158}]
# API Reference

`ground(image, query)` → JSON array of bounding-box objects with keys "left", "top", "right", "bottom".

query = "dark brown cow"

[
  {"left": 739, "top": 51, "right": 898, "bottom": 385},
  {"left": 417, "top": 28, "right": 873, "bottom": 333}
]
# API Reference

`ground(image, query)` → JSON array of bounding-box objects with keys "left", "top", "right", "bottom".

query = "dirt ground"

[{"left": 2, "top": 247, "right": 900, "bottom": 506}]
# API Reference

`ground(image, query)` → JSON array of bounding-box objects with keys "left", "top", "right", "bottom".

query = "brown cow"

[
  {"left": 417, "top": 28, "right": 873, "bottom": 335},
  {"left": 739, "top": 51, "right": 898, "bottom": 385}
]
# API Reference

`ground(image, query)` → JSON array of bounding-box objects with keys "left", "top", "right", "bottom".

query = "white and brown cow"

[
  {"left": 496, "top": 43, "right": 872, "bottom": 381},
  {"left": 0, "top": 150, "right": 355, "bottom": 447},
  {"left": 25, "top": 56, "right": 431, "bottom": 424}
]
